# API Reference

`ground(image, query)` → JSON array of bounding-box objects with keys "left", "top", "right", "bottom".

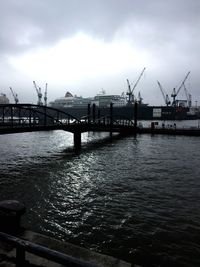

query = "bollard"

[{"left": 0, "top": 200, "right": 26, "bottom": 233}]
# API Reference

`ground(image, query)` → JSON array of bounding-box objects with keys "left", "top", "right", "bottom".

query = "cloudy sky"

[{"left": 0, "top": 0, "right": 199, "bottom": 105}]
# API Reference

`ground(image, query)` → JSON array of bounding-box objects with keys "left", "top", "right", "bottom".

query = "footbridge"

[{"left": 0, "top": 104, "right": 136, "bottom": 149}]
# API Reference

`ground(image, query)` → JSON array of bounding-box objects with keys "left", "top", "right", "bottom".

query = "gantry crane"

[
  {"left": 126, "top": 67, "right": 146, "bottom": 104},
  {"left": 171, "top": 71, "right": 190, "bottom": 106},
  {"left": 157, "top": 81, "right": 171, "bottom": 106},
  {"left": 9, "top": 87, "right": 19, "bottom": 104},
  {"left": 33, "top": 81, "right": 43, "bottom": 106}
]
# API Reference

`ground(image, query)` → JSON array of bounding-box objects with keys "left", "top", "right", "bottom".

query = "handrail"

[{"left": 0, "top": 231, "right": 99, "bottom": 267}]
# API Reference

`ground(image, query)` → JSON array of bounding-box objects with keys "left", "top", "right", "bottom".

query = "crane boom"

[
  {"left": 157, "top": 81, "right": 165, "bottom": 102},
  {"left": 9, "top": 87, "right": 19, "bottom": 104},
  {"left": 176, "top": 71, "right": 191, "bottom": 96},
  {"left": 131, "top": 67, "right": 146, "bottom": 93},
  {"left": 157, "top": 81, "right": 170, "bottom": 106},
  {"left": 33, "top": 81, "right": 39, "bottom": 94}
]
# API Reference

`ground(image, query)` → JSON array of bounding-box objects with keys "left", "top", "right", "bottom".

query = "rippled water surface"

[{"left": 0, "top": 127, "right": 200, "bottom": 267}]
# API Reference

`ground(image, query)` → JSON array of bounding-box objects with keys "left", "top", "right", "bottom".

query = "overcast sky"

[{"left": 0, "top": 0, "right": 199, "bottom": 105}]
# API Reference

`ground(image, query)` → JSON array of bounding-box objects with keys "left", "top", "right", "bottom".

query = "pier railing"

[
  {"left": 0, "top": 104, "right": 82, "bottom": 128},
  {"left": 0, "top": 231, "right": 98, "bottom": 267}
]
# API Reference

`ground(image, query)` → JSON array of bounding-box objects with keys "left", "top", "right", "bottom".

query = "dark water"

[{"left": 0, "top": 126, "right": 200, "bottom": 267}]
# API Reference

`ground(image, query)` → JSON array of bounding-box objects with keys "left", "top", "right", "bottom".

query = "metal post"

[
  {"left": 11, "top": 106, "right": 13, "bottom": 127},
  {"left": 87, "top": 104, "right": 91, "bottom": 123},
  {"left": 2, "top": 106, "right": 5, "bottom": 123},
  {"left": 134, "top": 101, "right": 138, "bottom": 129},
  {"left": 44, "top": 106, "right": 47, "bottom": 126},
  {"left": 110, "top": 102, "right": 113, "bottom": 125},
  {"left": 92, "top": 104, "right": 96, "bottom": 122},
  {"left": 29, "top": 109, "right": 32, "bottom": 126},
  {"left": 18, "top": 108, "right": 21, "bottom": 125},
  {"left": 98, "top": 109, "right": 100, "bottom": 125}
]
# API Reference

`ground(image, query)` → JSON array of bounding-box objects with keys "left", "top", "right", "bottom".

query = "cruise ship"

[
  {"left": 49, "top": 91, "right": 93, "bottom": 108},
  {"left": 49, "top": 90, "right": 127, "bottom": 108},
  {"left": 48, "top": 90, "right": 197, "bottom": 121}
]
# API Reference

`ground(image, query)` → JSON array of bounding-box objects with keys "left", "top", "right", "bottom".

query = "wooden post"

[{"left": 74, "top": 132, "right": 81, "bottom": 150}]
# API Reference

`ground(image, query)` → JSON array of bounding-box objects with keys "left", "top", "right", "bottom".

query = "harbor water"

[{"left": 0, "top": 120, "right": 200, "bottom": 266}]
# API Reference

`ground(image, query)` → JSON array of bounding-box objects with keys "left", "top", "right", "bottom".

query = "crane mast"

[
  {"left": 9, "top": 87, "right": 19, "bottom": 104},
  {"left": 33, "top": 81, "right": 43, "bottom": 106},
  {"left": 157, "top": 81, "right": 171, "bottom": 106},
  {"left": 171, "top": 71, "right": 190, "bottom": 106},
  {"left": 126, "top": 67, "right": 146, "bottom": 105}
]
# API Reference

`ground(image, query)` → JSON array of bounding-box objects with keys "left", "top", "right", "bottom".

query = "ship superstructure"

[{"left": 49, "top": 91, "right": 93, "bottom": 108}]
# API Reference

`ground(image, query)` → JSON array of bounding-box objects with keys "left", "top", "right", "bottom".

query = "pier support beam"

[{"left": 73, "top": 132, "right": 81, "bottom": 150}]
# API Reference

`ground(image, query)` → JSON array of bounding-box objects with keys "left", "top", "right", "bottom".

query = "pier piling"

[{"left": 74, "top": 131, "right": 81, "bottom": 150}]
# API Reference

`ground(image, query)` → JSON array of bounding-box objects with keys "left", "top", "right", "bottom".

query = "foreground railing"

[{"left": 0, "top": 231, "right": 98, "bottom": 267}]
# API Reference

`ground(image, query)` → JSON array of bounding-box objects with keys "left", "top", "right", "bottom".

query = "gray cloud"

[
  {"left": 0, "top": 0, "right": 200, "bottom": 104},
  {"left": 1, "top": 0, "right": 199, "bottom": 52}
]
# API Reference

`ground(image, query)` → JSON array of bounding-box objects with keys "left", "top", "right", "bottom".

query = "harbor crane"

[
  {"left": 44, "top": 83, "right": 48, "bottom": 106},
  {"left": 157, "top": 81, "right": 171, "bottom": 106},
  {"left": 9, "top": 87, "right": 19, "bottom": 104},
  {"left": 126, "top": 79, "right": 133, "bottom": 103},
  {"left": 171, "top": 71, "right": 190, "bottom": 106},
  {"left": 33, "top": 81, "right": 43, "bottom": 106},
  {"left": 126, "top": 67, "right": 146, "bottom": 104}
]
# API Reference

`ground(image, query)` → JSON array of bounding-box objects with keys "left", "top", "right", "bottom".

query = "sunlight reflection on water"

[{"left": 0, "top": 126, "right": 200, "bottom": 266}]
